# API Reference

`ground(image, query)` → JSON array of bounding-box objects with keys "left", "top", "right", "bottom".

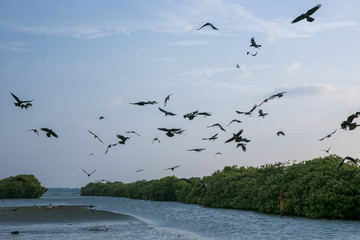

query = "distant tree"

[{"left": 0, "top": 174, "right": 47, "bottom": 199}]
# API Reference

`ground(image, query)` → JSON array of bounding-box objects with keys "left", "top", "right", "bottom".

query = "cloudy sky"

[{"left": 1, "top": 0, "right": 360, "bottom": 188}]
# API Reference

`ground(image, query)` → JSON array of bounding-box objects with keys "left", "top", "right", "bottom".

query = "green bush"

[{"left": 0, "top": 174, "right": 47, "bottom": 199}]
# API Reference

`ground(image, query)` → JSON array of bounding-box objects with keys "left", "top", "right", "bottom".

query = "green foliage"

[
  {"left": 80, "top": 155, "right": 360, "bottom": 219},
  {"left": 0, "top": 174, "right": 47, "bottom": 199}
]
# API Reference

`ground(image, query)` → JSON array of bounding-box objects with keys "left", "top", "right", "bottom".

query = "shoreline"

[{"left": 0, "top": 205, "right": 134, "bottom": 223}]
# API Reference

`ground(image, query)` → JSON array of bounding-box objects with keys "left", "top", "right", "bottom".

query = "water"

[{"left": 1, "top": 191, "right": 359, "bottom": 239}]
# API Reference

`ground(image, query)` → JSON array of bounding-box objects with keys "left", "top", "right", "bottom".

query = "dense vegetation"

[
  {"left": 81, "top": 155, "right": 360, "bottom": 219},
  {"left": 0, "top": 174, "right": 48, "bottom": 199}
]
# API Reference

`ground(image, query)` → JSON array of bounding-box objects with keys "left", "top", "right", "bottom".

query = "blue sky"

[{"left": 1, "top": 0, "right": 360, "bottom": 187}]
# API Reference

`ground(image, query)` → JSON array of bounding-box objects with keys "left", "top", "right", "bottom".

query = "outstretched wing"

[
  {"left": 251, "top": 37, "right": 256, "bottom": 45},
  {"left": 306, "top": 4, "right": 321, "bottom": 16},
  {"left": 41, "top": 128, "right": 50, "bottom": 133},
  {"left": 50, "top": 131, "right": 59, "bottom": 138},
  {"left": 10, "top": 92, "right": 21, "bottom": 103},
  {"left": 83, "top": 169, "right": 89, "bottom": 175},
  {"left": 291, "top": 14, "right": 306, "bottom": 24},
  {"left": 90, "top": 169, "right": 96, "bottom": 175}
]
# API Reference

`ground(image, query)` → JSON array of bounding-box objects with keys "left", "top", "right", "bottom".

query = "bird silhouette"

[
  {"left": 320, "top": 146, "right": 331, "bottom": 154},
  {"left": 341, "top": 112, "right": 360, "bottom": 130},
  {"left": 116, "top": 134, "right": 131, "bottom": 144},
  {"left": 158, "top": 128, "right": 185, "bottom": 137},
  {"left": 28, "top": 129, "right": 39, "bottom": 136},
  {"left": 225, "top": 129, "right": 244, "bottom": 143},
  {"left": 104, "top": 143, "right": 118, "bottom": 155},
  {"left": 41, "top": 128, "right": 58, "bottom": 138},
  {"left": 152, "top": 137, "right": 161, "bottom": 143},
  {"left": 183, "top": 110, "right": 199, "bottom": 120},
  {"left": 88, "top": 130, "right": 103, "bottom": 143},
  {"left": 197, "top": 112, "right": 212, "bottom": 117},
  {"left": 237, "top": 143, "right": 247, "bottom": 152},
  {"left": 158, "top": 107, "right": 176, "bottom": 116},
  {"left": 251, "top": 52, "right": 258, "bottom": 56},
  {"left": 164, "top": 165, "right": 180, "bottom": 171},
  {"left": 126, "top": 131, "right": 141, "bottom": 136},
  {"left": 207, "top": 123, "right": 226, "bottom": 132},
  {"left": 89, "top": 153, "right": 95, "bottom": 157},
  {"left": 197, "top": 22, "right": 218, "bottom": 31},
  {"left": 10, "top": 92, "right": 34, "bottom": 108},
  {"left": 99, "top": 116, "right": 104, "bottom": 120},
  {"left": 277, "top": 131, "right": 285, "bottom": 136},
  {"left": 337, "top": 156, "right": 357, "bottom": 169},
  {"left": 215, "top": 152, "right": 222, "bottom": 156},
  {"left": 227, "top": 119, "right": 242, "bottom": 126},
  {"left": 202, "top": 133, "right": 218, "bottom": 141},
  {"left": 237, "top": 64, "right": 240, "bottom": 68},
  {"left": 187, "top": 148, "right": 206, "bottom": 152},
  {"left": 174, "top": 178, "right": 192, "bottom": 183},
  {"left": 318, "top": 129, "right": 337, "bottom": 141},
  {"left": 291, "top": 4, "right": 321, "bottom": 24},
  {"left": 20, "top": 103, "right": 32, "bottom": 109},
  {"left": 136, "top": 169, "right": 144, "bottom": 173},
  {"left": 83, "top": 169, "right": 96, "bottom": 177},
  {"left": 258, "top": 109, "right": 269, "bottom": 118},
  {"left": 258, "top": 91, "right": 286, "bottom": 107},
  {"left": 164, "top": 94, "right": 173, "bottom": 107},
  {"left": 250, "top": 37, "right": 261, "bottom": 48},
  {"left": 236, "top": 104, "right": 257, "bottom": 116},
  {"left": 130, "top": 101, "right": 158, "bottom": 106}
]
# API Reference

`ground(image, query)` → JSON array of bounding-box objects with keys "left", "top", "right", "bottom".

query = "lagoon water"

[{"left": 1, "top": 190, "right": 360, "bottom": 240}]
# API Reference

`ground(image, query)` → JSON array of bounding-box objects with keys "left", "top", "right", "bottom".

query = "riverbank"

[{"left": 0, "top": 205, "right": 134, "bottom": 223}]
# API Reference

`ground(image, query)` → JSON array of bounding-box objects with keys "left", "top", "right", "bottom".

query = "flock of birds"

[{"left": 9, "top": 3, "right": 359, "bottom": 183}]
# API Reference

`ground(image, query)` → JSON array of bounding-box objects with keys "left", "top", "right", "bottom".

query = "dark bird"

[
  {"left": 164, "top": 165, "right": 180, "bottom": 171},
  {"left": 258, "top": 91, "right": 286, "bottom": 107},
  {"left": 130, "top": 101, "right": 158, "bottom": 106},
  {"left": 320, "top": 146, "right": 331, "bottom": 154},
  {"left": 105, "top": 143, "right": 118, "bottom": 155},
  {"left": 159, "top": 107, "right": 176, "bottom": 116},
  {"left": 227, "top": 119, "right": 242, "bottom": 126},
  {"left": 318, "top": 129, "right": 337, "bottom": 141},
  {"left": 10, "top": 92, "right": 34, "bottom": 107},
  {"left": 174, "top": 178, "right": 192, "bottom": 184},
  {"left": 225, "top": 129, "right": 244, "bottom": 143},
  {"left": 251, "top": 52, "right": 258, "bottom": 56},
  {"left": 277, "top": 131, "right": 285, "bottom": 136},
  {"left": 88, "top": 130, "right": 103, "bottom": 143},
  {"left": 236, "top": 104, "right": 257, "bottom": 116},
  {"left": 28, "top": 129, "right": 39, "bottom": 136},
  {"left": 89, "top": 205, "right": 95, "bottom": 213},
  {"left": 207, "top": 123, "right": 226, "bottom": 132},
  {"left": 258, "top": 109, "right": 269, "bottom": 118},
  {"left": 183, "top": 110, "right": 199, "bottom": 120},
  {"left": 237, "top": 143, "right": 247, "bottom": 152},
  {"left": 237, "top": 64, "right": 240, "bottom": 68},
  {"left": 20, "top": 103, "right": 32, "bottom": 109},
  {"left": 187, "top": 148, "right": 206, "bottom": 152},
  {"left": 291, "top": 4, "right": 321, "bottom": 24},
  {"left": 99, "top": 116, "right": 104, "bottom": 120},
  {"left": 89, "top": 153, "right": 95, "bottom": 157},
  {"left": 116, "top": 134, "right": 131, "bottom": 144},
  {"left": 341, "top": 112, "right": 360, "bottom": 130},
  {"left": 197, "top": 112, "right": 212, "bottom": 117},
  {"left": 83, "top": 169, "right": 96, "bottom": 177},
  {"left": 152, "top": 137, "right": 161, "bottom": 143},
  {"left": 215, "top": 152, "right": 222, "bottom": 156},
  {"left": 337, "top": 156, "right": 357, "bottom": 169},
  {"left": 246, "top": 51, "right": 250, "bottom": 55},
  {"left": 197, "top": 22, "right": 219, "bottom": 31},
  {"left": 136, "top": 169, "right": 144, "bottom": 173},
  {"left": 202, "top": 133, "right": 218, "bottom": 141},
  {"left": 126, "top": 131, "right": 141, "bottom": 136},
  {"left": 41, "top": 128, "right": 58, "bottom": 138},
  {"left": 250, "top": 37, "right": 261, "bottom": 48},
  {"left": 158, "top": 128, "right": 185, "bottom": 137},
  {"left": 164, "top": 94, "right": 173, "bottom": 107}
]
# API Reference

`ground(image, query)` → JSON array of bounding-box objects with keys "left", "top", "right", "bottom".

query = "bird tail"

[{"left": 306, "top": 16, "right": 314, "bottom": 22}]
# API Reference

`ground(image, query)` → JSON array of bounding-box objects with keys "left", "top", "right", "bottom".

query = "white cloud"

[{"left": 286, "top": 62, "right": 301, "bottom": 73}]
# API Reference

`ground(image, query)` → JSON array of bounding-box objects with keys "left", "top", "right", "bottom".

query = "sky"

[{"left": 1, "top": 0, "right": 360, "bottom": 188}]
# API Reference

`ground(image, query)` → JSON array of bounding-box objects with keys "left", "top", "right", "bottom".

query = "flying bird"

[
  {"left": 10, "top": 92, "right": 34, "bottom": 108},
  {"left": 152, "top": 137, "right": 161, "bottom": 143},
  {"left": 237, "top": 143, "right": 247, "bottom": 152},
  {"left": 158, "top": 107, "right": 176, "bottom": 116},
  {"left": 291, "top": 4, "right": 321, "bottom": 24},
  {"left": 41, "top": 128, "right": 58, "bottom": 138},
  {"left": 197, "top": 112, "right": 212, "bottom": 117},
  {"left": 337, "top": 156, "right": 357, "bottom": 169},
  {"left": 250, "top": 37, "right": 261, "bottom": 48},
  {"left": 236, "top": 104, "right": 257, "bottom": 116},
  {"left": 197, "top": 22, "right": 218, "bottom": 31},
  {"left": 136, "top": 169, "right": 144, "bottom": 173},
  {"left": 164, "top": 94, "right": 173, "bottom": 107},
  {"left": 28, "top": 129, "right": 39, "bottom": 136},
  {"left": 99, "top": 116, "right": 104, "bottom": 120},
  {"left": 251, "top": 52, "right": 258, "bottom": 56},
  {"left": 227, "top": 119, "right": 242, "bottom": 126},
  {"left": 202, "top": 133, "right": 218, "bottom": 141},
  {"left": 183, "top": 111, "right": 199, "bottom": 120},
  {"left": 277, "top": 131, "right": 285, "bottom": 136},
  {"left": 237, "top": 64, "right": 240, "bottom": 68},
  {"left": 105, "top": 143, "right": 118, "bottom": 155},
  {"left": 258, "top": 92, "right": 286, "bottom": 107},
  {"left": 258, "top": 109, "right": 269, "bottom": 118},
  {"left": 83, "top": 169, "right": 96, "bottom": 177},
  {"left": 187, "top": 148, "right": 206, "bottom": 152},
  {"left": 89, "top": 153, "right": 95, "bottom": 157},
  {"left": 116, "top": 134, "right": 131, "bottom": 144},
  {"left": 341, "top": 112, "right": 360, "bottom": 130},
  {"left": 318, "top": 129, "right": 337, "bottom": 141},
  {"left": 215, "top": 152, "right": 222, "bottom": 156},
  {"left": 320, "top": 146, "right": 331, "bottom": 154},
  {"left": 207, "top": 123, "right": 226, "bottom": 132},
  {"left": 130, "top": 101, "right": 158, "bottom": 106},
  {"left": 158, "top": 128, "right": 185, "bottom": 137},
  {"left": 164, "top": 165, "right": 180, "bottom": 171},
  {"left": 88, "top": 130, "right": 103, "bottom": 143},
  {"left": 126, "top": 131, "right": 141, "bottom": 136}
]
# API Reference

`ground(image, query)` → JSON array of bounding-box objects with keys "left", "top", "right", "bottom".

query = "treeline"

[
  {"left": 81, "top": 155, "right": 360, "bottom": 219},
  {"left": 0, "top": 174, "right": 48, "bottom": 199}
]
